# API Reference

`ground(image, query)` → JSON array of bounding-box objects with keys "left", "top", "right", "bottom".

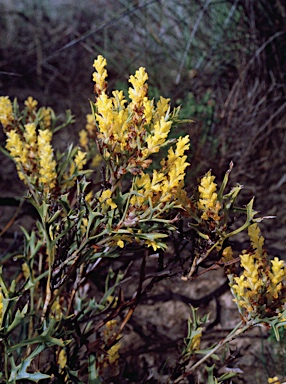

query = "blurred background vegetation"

[{"left": 0, "top": 0, "right": 285, "bottom": 240}]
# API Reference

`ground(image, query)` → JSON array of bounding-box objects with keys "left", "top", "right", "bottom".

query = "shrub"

[{"left": 0, "top": 55, "right": 285, "bottom": 383}]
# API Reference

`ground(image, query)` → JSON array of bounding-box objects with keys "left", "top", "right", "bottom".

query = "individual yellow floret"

[{"left": 24, "top": 96, "right": 38, "bottom": 112}]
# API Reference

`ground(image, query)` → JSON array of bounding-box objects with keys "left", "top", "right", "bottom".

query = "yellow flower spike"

[
  {"left": 6, "top": 130, "right": 25, "bottom": 159},
  {"left": 37, "top": 129, "right": 57, "bottom": 190},
  {"left": 269, "top": 257, "right": 285, "bottom": 295},
  {"left": 79, "top": 129, "right": 88, "bottom": 148},
  {"left": 0, "top": 96, "right": 13, "bottom": 128},
  {"left": 6, "top": 130, "right": 29, "bottom": 180},
  {"left": 248, "top": 223, "right": 264, "bottom": 257},
  {"left": 41, "top": 107, "right": 52, "bottom": 129},
  {"left": 85, "top": 113, "right": 96, "bottom": 135},
  {"left": 95, "top": 92, "right": 114, "bottom": 137},
  {"left": 74, "top": 150, "right": 87, "bottom": 170},
  {"left": 198, "top": 170, "right": 221, "bottom": 220},
  {"left": 24, "top": 96, "right": 38, "bottom": 112},
  {"left": 93, "top": 55, "right": 108, "bottom": 94},
  {"left": 128, "top": 67, "right": 148, "bottom": 104},
  {"left": 58, "top": 349, "right": 67, "bottom": 372}
]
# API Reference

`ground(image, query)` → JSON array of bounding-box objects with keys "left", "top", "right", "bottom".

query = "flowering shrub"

[{"left": 0, "top": 56, "right": 285, "bottom": 383}]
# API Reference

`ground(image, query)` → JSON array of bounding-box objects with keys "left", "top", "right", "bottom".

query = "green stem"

[{"left": 174, "top": 320, "right": 253, "bottom": 383}]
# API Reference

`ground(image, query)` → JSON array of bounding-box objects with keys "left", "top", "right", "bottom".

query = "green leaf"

[
  {"left": 8, "top": 345, "right": 50, "bottom": 383},
  {"left": 7, "top": 303, "right": 28, "bottom": 333},
  {"left": 88, "top": 354, "right": 102, "bottom": 384}
]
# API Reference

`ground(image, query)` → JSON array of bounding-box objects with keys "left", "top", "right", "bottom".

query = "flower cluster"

[
  {"left": 1, "top": 97, "right": 85, "bottom": 194},
  {"left": 5, "top": 122, "right": 57, "bottom": 191},
  {"left": 79, "top": 55, "right": 184, "bottom": 183},
  {"left": 229, "top": 223, "right": 286, "bottom": 320},
  {"left": 197, "top": 170, "right": 221, "bottom": 221},
  {"left": 130, "top": 135, "right": 190, "bottom": 209}
]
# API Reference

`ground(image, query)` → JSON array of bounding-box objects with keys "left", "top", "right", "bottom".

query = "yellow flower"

[
  {"left": 190, "top": 328, "right": 203, "bottom": 351},
  {"left": 85, "top": 190, "right": 93, "bottom": 203},
  {"left": 93, "top": 55, "right": 108, "bottom": 94},
  {"left": 269, "top": 257, "right": 285, "bottom": 298},
  {"left": 58, "top": 349, "right": 67, "bottom": 372},
  {"left": 6, "top": 130, "right": 29, "bottom": 180},
  {"left": 145, "top": 239, "right": 161, "bottom": 251},
  {"left": 6, "top": 130, "right": 27, "bottom": 162},
  {"left": 24, "top": 123, "right": 37, "bottom": 146},
  {"left": 74, "top": 150, "right": 87, "bottom": 170},
  {"left": 85, "top": 113, "right": 96, "bottom": 135},
  {"left": 22, "top": 262, "right": 30, "bottom": 279},
  {"left": 40, "top": 107, "right": 52, "bottom": 129},
  {"left": 79, "top": 129, "right": 88, "bottom": 148},
  {"left": 37, "top": 129, "right": 57, "bottom": 190},
  {"left": 198, "top": 170, "right": 221, "bottom": 220},
  {"left": 143, "top": 98, "right": 154, "bottom": 124},
  {"left": 155, "top": 96, "right": 170, "bottom": 122},
  {"left": 143, "top": 117, "right": 172, "bottom": 156},
  {"left": 117, "top": 240, "right": 124, "bottom": 248},
  {"left": 248, "top": 223, "right": 264, "bottom": 257},
  {"left": 24, "top": 96, "right": 38, "bottom": 111},
  {"left": 99, "top": 189, "right": 117, "bottom": 210},
  {"left": 128, "top": 67, "right": 148, "bottom": 105},
  {"left": 0, "top": 96, "right": 13, "bottom": 127}
]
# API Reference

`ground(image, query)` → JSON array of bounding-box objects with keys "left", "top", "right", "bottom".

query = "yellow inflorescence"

[
  {"left": 131, "top": 135, "right": 190, "bottom": 209},
  {"left": 0, "top": 96, "right": 13, "bottom": 128},
  {"left": 198, "top": 170, "right": 221, "bottom": 220},
  {"left": 37, "top": 129, "right": 57, "bottom": 189},
  {"left": 83, "top": 55, "right": 185, "bottom": 184},
  {"left": 92, "top": 55, "right": 108, "bottom": 94},
  {"left": 58, "top": 348, "right": 67, "bottom": 372},
  {"left": 5, "top": 116, "right": 57, "bottom": 191},
  {"left": 229, "top": 223, "right": 286, "bottom": 319}
]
